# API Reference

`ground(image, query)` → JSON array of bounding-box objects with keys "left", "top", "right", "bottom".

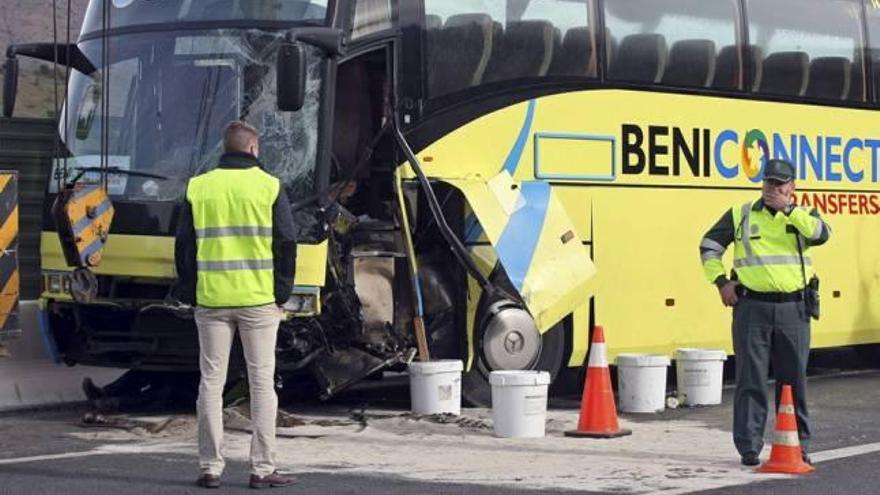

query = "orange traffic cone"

[
  {"left": 565, "top": 326, "right": 632, "bottom": 438},
  {"left": 757, "top": 384, "right": 814, "bottom": 474}
]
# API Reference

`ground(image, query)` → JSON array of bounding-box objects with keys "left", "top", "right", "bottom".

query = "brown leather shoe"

[
  {"left": 249, "top": 471, "right": 296, "bottom": 489},
  {"left": 196, "top": 473, "right": 220, "bottom": 489}
]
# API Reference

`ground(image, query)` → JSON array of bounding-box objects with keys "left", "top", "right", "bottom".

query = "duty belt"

[{"left": 736, "top": 286, "right": 804, "bottom": 303}]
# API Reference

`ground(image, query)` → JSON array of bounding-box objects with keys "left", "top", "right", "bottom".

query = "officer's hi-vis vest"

[
  {"left": 731, "top": 202, "right": 818, "bottom": 293},
  {"left": 186, "top": 167, "right": 279, "bottom": 308}
]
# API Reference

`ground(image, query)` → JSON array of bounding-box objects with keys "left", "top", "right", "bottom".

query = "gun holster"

[{"left": 804, "top": 275, "right": 820, "bottom": 320}]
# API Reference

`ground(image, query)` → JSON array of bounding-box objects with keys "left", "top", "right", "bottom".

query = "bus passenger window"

[
  {"left": 745, "top": 46, "right": 763, "bottom": 92},
  {"left": 712, "top": 45, "right": 740, "bottom": 90},
  {"left": 847, "top": 50, "right": 866, "bottom": 102},
  {"left": 484, "top": 20, "right": 556, "bottom": 83},
  {"left": 426, "top": 13, "right": 495, "bottom": 96},
  {"left": 603, "top": 0, "right": 738, "bottom": 89},
  {"left": 423, "top": 0, "right": 592, "bottom": 98},
  {"left": 608, "top": 33, "right": 668, "bottom": 83},
  {"left": 747, "top": 0, "right": 862, "bottom": 101},
  {"left": 757, "top": 52, "right": 809, "bottom": 97},
  {"left": 662, "top": 39, "right": 715, "bottom": 88},
  {"left": 806, "top": 57, "right": 852, "bottom": 100},
  {"left": 862, "top": 3, "right": 880, "bottom": 103},
  {"left": 548, "top": 27, "right": 593, "bottom": 77}
]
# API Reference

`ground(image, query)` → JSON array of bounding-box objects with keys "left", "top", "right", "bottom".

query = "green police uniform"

[{"left": 699, "top": 159, "right": 830, "bottom": 462}]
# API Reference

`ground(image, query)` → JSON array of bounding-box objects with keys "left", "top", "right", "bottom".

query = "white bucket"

[
  {"left": 615, "top": 354, "right": 671, "bottom": 413},
  {"left": 675, "top": 348, "right": 727, "bottom": 406},
  {"left": 408, "top": 359, "right": 463, "bottom": 415},
  {"left": 489, "top": 370, "right": 551, "bottom": 438}
]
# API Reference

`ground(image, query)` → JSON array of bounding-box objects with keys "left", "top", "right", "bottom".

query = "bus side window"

[
  {"left": 548, "top": 27, "right": 596, "bottom": 77},
  {"left": 757, "top": 51, "right": 809, "bottom": 97},
  {"left": 847, "top": 49, "right": 866, "bottom": 102},
  {"left": 806, "top": 57, "right": 852, "bottom": 100},
  {"left": 662, "top": 39, "right": 716, "bottom": 88},
  {"left": 746, "top": 46, "right": 763, "bottom": 92},
  {"left": 484, "top": 20, "right": 556, "bottom": 83},
  {"left": 712, "top": 45, "right": 740, "bottom": 90},
  {"left": 423, "top": 0, "right": 592, "bottom": 98},
  {"left": 747, "top": 0, "right": 861, "bottom": 101},
  {"left": 605, "top": 32, "right": 618, "bottom": 72},
  {"left": 873, "top": 49, "right": 880, "bottom": 102},
  {"left": 603, "top": 0, "right": 738, "bottom": 89},
  {"left": 865, "top": 4, "right": 880, "bottom": 103},
  {"left": 426, "top": 14, "right": 496, "bottom": 96},
  {"left": 608, "top": 33, "right": 668, "bottom": 84}
]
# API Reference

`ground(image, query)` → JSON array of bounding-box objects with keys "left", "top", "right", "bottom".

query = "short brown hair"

[{"left": 223, "top": 120, "right": 259, "bottom": 153}]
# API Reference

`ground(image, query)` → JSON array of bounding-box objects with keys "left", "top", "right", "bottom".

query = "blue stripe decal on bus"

[
  {"left": 495, "top": 181, "right": 550, "bottom": 291},
  {"left": 501, "top": 100, "right": 537, "bottom": 176}
]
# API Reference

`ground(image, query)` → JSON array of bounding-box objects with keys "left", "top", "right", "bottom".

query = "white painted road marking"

[
  {"left": 0, "top": 442, "right": 191, "bottom": 466},
  {"left": 812, "top": 442, "right": 880, "bottom": 464}
]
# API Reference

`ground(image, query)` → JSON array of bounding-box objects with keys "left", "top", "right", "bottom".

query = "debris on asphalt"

[
  {"left": 80, "top": 412, "right": 177, "bottom": 434},
  {"left": 348, "top": 408, "right": 492, "bottom": 430}
]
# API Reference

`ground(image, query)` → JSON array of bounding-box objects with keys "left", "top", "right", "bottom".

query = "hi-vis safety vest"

[
  {"left": 186, "top": 167, "right": 279, "bottom": 308},
  {"left": 730, "top": 202, "right": 822, "bottom": 293}
]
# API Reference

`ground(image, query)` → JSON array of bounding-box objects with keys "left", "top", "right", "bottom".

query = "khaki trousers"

[{"left": 195, "top": 304, "right": 281, "bottom": 476}]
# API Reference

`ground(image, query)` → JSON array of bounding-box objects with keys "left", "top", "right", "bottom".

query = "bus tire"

[{"left": 461, "top": 307, "right": 567, "bottom": 408}]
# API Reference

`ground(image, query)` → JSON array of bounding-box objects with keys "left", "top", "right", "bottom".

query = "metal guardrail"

[{"left": 0, "top": 117, "right": 55, "bottom": 300}]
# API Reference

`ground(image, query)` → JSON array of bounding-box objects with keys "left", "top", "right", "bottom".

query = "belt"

[{"left": 736, "top": 286, "right": 804, "bottom": 303}]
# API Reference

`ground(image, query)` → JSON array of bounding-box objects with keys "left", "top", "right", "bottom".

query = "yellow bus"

[{"left": 3, "top": 0, "right": 879, "bottom": 405}]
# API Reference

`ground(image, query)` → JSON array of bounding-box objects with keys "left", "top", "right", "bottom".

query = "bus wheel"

[{"left": 461, "top": 298, "right": 566, "bottom": 407}]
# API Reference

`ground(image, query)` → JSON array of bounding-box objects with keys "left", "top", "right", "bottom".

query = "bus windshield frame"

[
  {"left": 81, "top": 0, "right": 331, "bottom": 37},
  {"left": 55, "top": 28, "right": 325, "bottom": 203}
]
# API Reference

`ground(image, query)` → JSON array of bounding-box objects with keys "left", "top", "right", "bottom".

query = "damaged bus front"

[{"left": 3, "top": 0, "right": 597, "bottom": 404}]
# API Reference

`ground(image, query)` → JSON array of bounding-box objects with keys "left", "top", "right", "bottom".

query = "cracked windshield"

[{"left": 55, "top": 29, "right": 322, "bottom": 202}]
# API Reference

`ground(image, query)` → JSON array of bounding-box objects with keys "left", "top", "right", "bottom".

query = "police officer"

[
  {"left": 175, "top": 121, "right": 297, "bottom": 489},
  {"left": 699, "top": 158, "right": 830, "bottom": 467}
]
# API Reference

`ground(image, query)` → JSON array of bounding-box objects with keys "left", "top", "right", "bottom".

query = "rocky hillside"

[{"left": 0, "top": 0, "right": 88, "bottom": 118}]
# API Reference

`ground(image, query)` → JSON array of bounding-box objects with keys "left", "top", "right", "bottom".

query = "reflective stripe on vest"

[
  {"left": 731, "top": 201, "right": 812, "bottom": 293},
  {"left": 196, "top": 226, "right": 274, "bottom": 239},
  {"left": 187, "top": 167, "right": 280, "bottom": 308}
]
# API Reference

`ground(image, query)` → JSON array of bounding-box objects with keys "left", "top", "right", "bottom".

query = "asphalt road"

[
  {"left": 0, "top": 454, "right": 592, "bottom": 495},
  {"left": 1, "top": 368, "right": 879, "bottom": 494}
]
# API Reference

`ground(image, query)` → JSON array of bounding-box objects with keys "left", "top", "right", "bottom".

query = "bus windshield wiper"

[{"left": 69, "top": 166, "right": 169, "bottom": 184}]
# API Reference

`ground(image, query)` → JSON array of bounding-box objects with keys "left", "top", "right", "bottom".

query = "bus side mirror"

[
  {"left": 3, "top": 56, "right": 18, "bottom": 118},
  {"left": 277, "top": 42, "right": 306, "bottom": 112}
]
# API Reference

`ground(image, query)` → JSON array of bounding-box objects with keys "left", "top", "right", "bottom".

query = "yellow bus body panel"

[
  {"left": 41, "top": 232, "right": 328, "bottom": 287},
  {"left": 439, "top": 173, "right": 597, "bottom": 333},
  {"left": 408, "top": 101, "right": 598, "bottom": 365},
  {"left": 411, "top": 89, "right": 880, "bottom": 362}
]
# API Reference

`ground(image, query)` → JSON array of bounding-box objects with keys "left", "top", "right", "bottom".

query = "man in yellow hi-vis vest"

[
  {"left": 699, "top": 159, "right": 830, "bottom": 467},
  {"left": 175, "top": 121, "right": 296, "bottom": 489}
]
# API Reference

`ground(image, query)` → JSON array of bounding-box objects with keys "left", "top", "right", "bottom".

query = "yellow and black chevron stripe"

[
  {"left": 0, "top": 172, "right": 19, "bottom": 341},
  {"left": 54, "top": 183, "right": 114, "bottom": 268}
]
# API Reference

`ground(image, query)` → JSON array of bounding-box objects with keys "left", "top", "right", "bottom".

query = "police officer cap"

[{"left": 763, "top": 159, "right": 795, "bottom": 183}]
